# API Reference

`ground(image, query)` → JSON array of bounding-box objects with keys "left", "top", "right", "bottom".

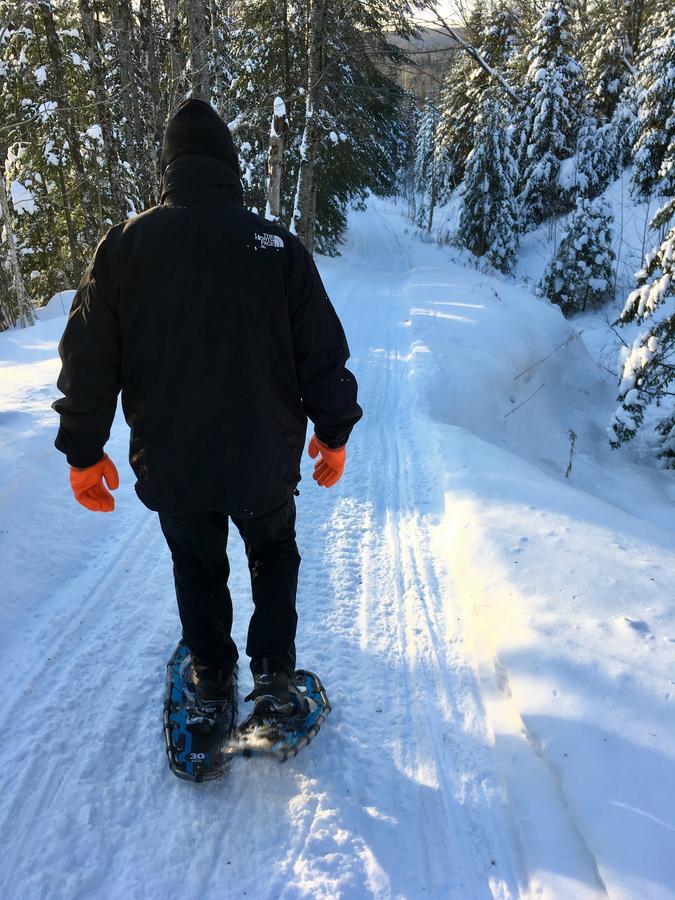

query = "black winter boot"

[
  {"left": 245, "top": 659, "right": 309, "bottom": 718},
  {"left": 182, "top": 655, "right": 234, "bottom": 711}
]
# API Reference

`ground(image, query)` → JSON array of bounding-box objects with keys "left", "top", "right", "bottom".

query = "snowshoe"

[
  {"left": 223, "top": 670, "right": 330, "bottom": 762},
  {"left": 164, "top": 641, "right": 237, "bottom": 782}
]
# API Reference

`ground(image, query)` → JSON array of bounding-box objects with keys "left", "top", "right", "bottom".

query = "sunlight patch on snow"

[
  {"left": 363, "top": 806, "right": 398, "bottom": 825},
  {"left": 428, "top": 300, "right": 487, "bottom": 310},
  {"left": 411, "top": 306, "right": 478, "bottom": 324}
]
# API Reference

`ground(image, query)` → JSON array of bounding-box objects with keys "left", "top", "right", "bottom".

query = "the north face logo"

[{"left": 254, "top": 232, "right": 284, "bottom": 251}]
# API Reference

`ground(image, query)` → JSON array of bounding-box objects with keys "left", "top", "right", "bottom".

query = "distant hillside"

[{"left": 385, "top": 26, "right": 466, "bottom": 98}]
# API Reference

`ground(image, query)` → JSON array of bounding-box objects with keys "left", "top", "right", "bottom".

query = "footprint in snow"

[{"left": 616, "top": 616, "right": 654, "bottom": 640}]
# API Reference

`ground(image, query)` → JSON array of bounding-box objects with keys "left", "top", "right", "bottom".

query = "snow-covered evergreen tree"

[
  {"left": 413, "top": 95, "right": 440, "bottom": 230},
  {"left": 540, "top": 197, "right": 616, "bottom": 315},
  {"left": 457, "top": 94, "right": 519, "bottom": 274},
  {"left": 401, "top": 95, "right": 420, "bottom": 221},
  {"left": 573, "top": 116, "right": 620, "bottom": 199},
  {"left": 312, "top": 6, "right": 407, "bottom": 254},
  {"left": 610, "top": 196, "right": 675, "bottom": 463},
  {"left": 0, "top": 0, "right": 104, "bottom": 294},
  {"left": 609, "top": 81, "right": 640, "bottom": 169},
  {"left": 228, "top": 3, "right": 297, "bottom": 209},
  {"left": 436, "top": 58, "right": 475, "bottom": 191},
  {"left": 584, "top": 18, "right": 633, "bottom": 122},
  {"left": 631, "top": 18, "right": 675, "bottom": 200},
  {"left": 518, "top": 0, "right": 586, "bottom": 227},
  {"left": 437, "top": 3, "right": 522, "bottom": 191},
  {"left": 611, "top": 5, "right": 675, "bottom": 463}
]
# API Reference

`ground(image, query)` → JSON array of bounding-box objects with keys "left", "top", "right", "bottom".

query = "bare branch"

[
  {"left": 431, "top": 10, "right": 523, "bottom": 106},
  {"left": 504, "top": 382, "right": 546, "bottom": 418},
  {"left": 513, "top": 331, "right": 583, "bottom": 380}
]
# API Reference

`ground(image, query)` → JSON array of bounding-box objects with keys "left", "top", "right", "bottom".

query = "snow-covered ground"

[{"left": 1, "top": 198, "right": 674, "bottom": 899}]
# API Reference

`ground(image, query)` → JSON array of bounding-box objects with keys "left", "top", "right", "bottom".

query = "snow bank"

[
  {"left": 35, "top": 289, "right": 75, "bottom": 322},
  {"left": 388, "top": 200, "right": 675, "bottom": 898}
]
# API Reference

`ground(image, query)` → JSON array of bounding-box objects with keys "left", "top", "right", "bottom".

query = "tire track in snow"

[
  {"left": 276, "top": 203, "right": 525, "bottom": 897},
  {"left": 370, "top": 202, "right": 525, "bottom": 895}
]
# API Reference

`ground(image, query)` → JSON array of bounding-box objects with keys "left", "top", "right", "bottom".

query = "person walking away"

[{"left": 53, "top": 98, "right": 362, "bottom": 722}]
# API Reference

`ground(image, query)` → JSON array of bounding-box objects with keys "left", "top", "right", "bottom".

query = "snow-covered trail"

[
  {"left": 1, "top": 199, "right": 674, "bottom": 899},
  {"left": 0, "top": 201, "right": 521, "bottom": 899}
]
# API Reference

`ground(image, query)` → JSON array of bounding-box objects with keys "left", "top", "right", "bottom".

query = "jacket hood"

[
  {"left": 160, "top": 98, "right": 240, "bottom": 177},
  {"left": 160, "top": 153, "right": 244, "bottom": 207}
]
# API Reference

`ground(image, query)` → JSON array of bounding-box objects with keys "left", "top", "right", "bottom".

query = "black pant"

[{"left": 159, "top": 496, "right": 300, "bottom": 678}]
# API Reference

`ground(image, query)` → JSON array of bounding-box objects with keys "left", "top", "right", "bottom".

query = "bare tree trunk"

[
  {"left": 279, "top": 0, "right": 291, "bottom": 215},
  {"left": 186, "top": 0, "right": 210, "bottom": 101},
  {"left": 282, "top": 0, "right": 291, "bottom": 106},
  {"left": 0, "top": 257, "right": 15, "bottom": 332},
  {"left": 427, "top": 174, "right": 436, "bottom": 233},
  {"left": 265, "top": 97, "right": 288, "bottom": 221},
  {"left": 112, "top": 0, "right": 141, "bottom": 175},
  {"left": 291, "top": 0, "right": 328, "bottom": 254},
  {"left": 55, "top": 167, "right": 83, "bottom": 282},
  {"left": 0, "top": 171, "right": 35, "bottom": 329},
  {"left": 139, "top": 0, "right": 163, "bottom": 205},
  {"left": 79, "top": 0, "right": 127, "bottom": 221},
  {"left": 164, "top": 0, "right": 185, "bottom": 110},
  {"left": 209, "top": 0, "right": 224, "bottom": 113},
  {"left": 38, "top": 0, "right": 99, "bottom": 245}
]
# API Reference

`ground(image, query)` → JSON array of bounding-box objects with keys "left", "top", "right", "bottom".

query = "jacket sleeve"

[
  {"left": 52, "top": 232, "right": 122, "bottom": 468},
  {"left": 286, "top": 237, "right": 362, "bottom": 448}
]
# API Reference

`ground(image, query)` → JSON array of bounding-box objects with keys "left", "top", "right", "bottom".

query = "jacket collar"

[{"left": 160, "top": 154, "right": 244, "bottom": 207}]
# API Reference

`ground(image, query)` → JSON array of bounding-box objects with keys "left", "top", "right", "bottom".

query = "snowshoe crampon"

[
  {"left": 163, "top": 642, "right": 237, "bottom": 782},
  {"left": 223, "top": 670, "right": 330, "bottom": 762}
]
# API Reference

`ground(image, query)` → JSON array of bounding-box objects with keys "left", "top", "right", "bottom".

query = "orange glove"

[
  {"left": 69, "top": 454, "right": 119, "bottom": 512},
  {"left": 308, "top": 435, "right": 346, "bottom": 488}
]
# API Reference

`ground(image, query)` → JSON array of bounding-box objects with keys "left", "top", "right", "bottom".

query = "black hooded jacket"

[{"left": 53, "top": 99, "right": 362, "bottom": 516}]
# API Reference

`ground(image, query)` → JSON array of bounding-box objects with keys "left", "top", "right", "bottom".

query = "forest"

[{"left": 0, "top": 0, "right": 673, "bottom": 462}]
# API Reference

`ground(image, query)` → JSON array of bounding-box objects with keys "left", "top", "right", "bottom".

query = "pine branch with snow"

[{"left": 572, "top": 117, "right": 621, "bottom": 200}]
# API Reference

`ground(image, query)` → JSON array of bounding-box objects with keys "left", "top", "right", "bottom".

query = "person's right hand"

[
  {"left": 69, "top": 454, "right": 119, "bottom": 512},
  {"left": 308, "top": 435, "right": 346, "bottom": 488}
]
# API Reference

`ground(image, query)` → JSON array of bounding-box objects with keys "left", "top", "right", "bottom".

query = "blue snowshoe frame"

[{"left": 163, "top": 642, "right": 237, "bottom": 782}]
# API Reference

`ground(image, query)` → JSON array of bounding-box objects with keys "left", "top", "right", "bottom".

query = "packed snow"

[{"left": 0, "top": 199, "right": 674, "bottom": 898}]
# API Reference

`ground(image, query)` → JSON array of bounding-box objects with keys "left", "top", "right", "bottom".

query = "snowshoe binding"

[
  {"left": 181, "top": 655, "right": 235, "bottom": 732},
  {"left": 245, "top": 661, "right": 311, "bottom": 718}
]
